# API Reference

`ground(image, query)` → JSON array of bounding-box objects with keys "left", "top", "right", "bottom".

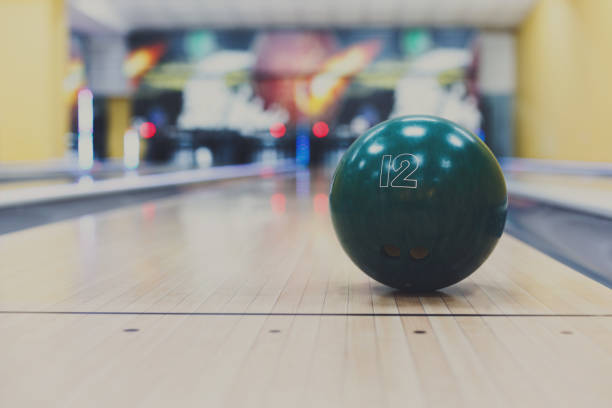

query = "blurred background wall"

[
  {"left": 517, "top": 0, "right": 612, "bottom": 161},
  {"left": 0, "top": 0, "right": 70, "bottom": 162},
  {"left": 0, "top": 0, "right": 611, "bottom": 166}
]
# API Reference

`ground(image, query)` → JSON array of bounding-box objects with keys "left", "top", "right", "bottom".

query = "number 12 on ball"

[{"left": 379, "top": 153, "right": 419, "bottom": 189}]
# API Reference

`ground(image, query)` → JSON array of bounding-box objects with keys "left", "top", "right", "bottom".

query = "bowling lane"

[
  {"left": 0, "top": 169, "right": 610, "bottom": 315},
  {"left": 0, "top": 179, "right": 74, "bottom": 191},
  {"left": 1, "top": 170, "right": 612, "bottom": 407},
  {"left": 506, "top": 171, "right": 612, "bottom": 218}
]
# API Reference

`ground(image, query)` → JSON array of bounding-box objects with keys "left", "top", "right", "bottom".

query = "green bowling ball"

[{"left": 329, "top": 115, "right": 507, "bottom": 291}]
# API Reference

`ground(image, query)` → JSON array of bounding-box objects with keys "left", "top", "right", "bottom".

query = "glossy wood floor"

[
  {"left": 1, "top": 170, "right": 611, "bottom": 407},
  {"left": 507, "top": 172, "right": 612, "bottom": 218}
]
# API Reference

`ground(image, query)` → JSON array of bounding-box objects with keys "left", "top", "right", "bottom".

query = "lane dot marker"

[{"left": 124, "top": 328, "right": 140, "bottom": 333}]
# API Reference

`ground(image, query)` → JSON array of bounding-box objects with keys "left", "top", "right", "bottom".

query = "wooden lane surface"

[
  {"left": 0, "top": 171, "right": 611, "bottom": 407},
  {"left": 0, "top": 178, "right": 71, "bottom": 191},
  {"left": 507, "top": 172, "right": 612, "bottom": 218}
]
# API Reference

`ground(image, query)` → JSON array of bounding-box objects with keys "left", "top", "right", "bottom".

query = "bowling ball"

[{"left": 329, "top": 116, "right": 507, "bottom": 291}]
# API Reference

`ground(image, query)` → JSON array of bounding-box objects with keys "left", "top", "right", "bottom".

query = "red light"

[
  {"left": 312, "top": 121, "right": 329, "bottom": 138},
  {"left": 270, "top": 122, "right": 286, "bottom": 138},
  {"left": 313, "top": 193, "right": 328, "bottom": 214},
  {"left": 142, "top": 203, "right": 156, "bottom": 221},
  {"left": 139, "top": 122, "right": 156, "bottom": 139},
  {"left": 260, "top": 167, "right": 274, "bottom": 178},
  {"left": 270, "top": 193, "right": 286, "bottom": 214}
]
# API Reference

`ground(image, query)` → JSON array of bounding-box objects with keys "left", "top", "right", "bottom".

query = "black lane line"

[{"left": 0, "top": 311, "right": 611, "bottom": 317}]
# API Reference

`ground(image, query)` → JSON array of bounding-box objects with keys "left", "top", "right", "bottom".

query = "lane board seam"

[{"left": 0, "top": 311, "right": 611, "bottom": 317}]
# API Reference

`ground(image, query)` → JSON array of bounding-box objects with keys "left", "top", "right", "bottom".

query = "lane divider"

[
  {"left": 507, "top": 179, "right": 612, "bottom": 220},
  {"left": 0, "top": 161, "right": 297, "bottom": 210}
]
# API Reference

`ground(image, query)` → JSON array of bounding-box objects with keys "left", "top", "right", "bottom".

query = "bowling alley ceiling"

[{"left": 69, "top": 0, "right": 536, "bottom": 33}]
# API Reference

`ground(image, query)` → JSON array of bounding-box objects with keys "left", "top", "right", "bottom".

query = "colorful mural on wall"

[{"left": 127, "top": 28, "right": 481, "bottom": 137}]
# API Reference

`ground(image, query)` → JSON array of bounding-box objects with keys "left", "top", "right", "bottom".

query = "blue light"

[
  {"left": 296, "top": 125, "right": 310, "bottom": 166},
  {"left": 477, "top": 128, "right": 486, "bottom": 142}
]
